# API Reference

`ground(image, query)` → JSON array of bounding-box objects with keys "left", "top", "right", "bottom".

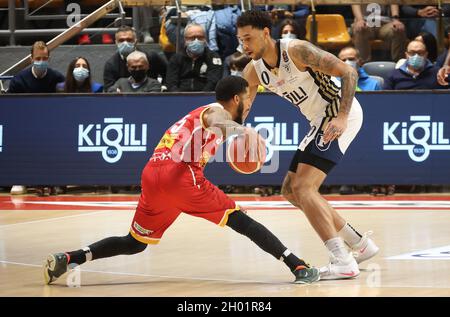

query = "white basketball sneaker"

[
  {"left": 350, "top": 231, "right": 379, "bottom": 264},
  {"left": 320, "top": 254, "right": 360, "bottom": 280}
]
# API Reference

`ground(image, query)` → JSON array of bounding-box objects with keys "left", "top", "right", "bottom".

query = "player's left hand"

[{"left": 323, "top": 115, "right": 348, "bottom": 144}]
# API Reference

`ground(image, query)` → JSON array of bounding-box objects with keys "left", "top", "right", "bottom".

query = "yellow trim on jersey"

[
  {"left": 130, "top": 228, "right": 161, "bottom": 245},
  {"left": 218, "top": 206, "right": 240, "bottom": 227}
]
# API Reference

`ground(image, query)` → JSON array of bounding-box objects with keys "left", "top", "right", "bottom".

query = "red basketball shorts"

[{"left": 129, "top": 161, "right": 239, "bottom": 244}]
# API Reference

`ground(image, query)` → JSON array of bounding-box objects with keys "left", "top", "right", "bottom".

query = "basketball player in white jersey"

[{"left": 237, "top": 10, "right": 379, "bottom": 280}]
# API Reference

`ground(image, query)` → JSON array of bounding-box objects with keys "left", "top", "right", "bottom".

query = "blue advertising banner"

[{"left": 0, "top": 91, "right": 449, "bottom": 185}]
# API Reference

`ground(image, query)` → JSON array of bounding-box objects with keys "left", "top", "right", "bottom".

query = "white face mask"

[
  {"left": 281, "top": 32, "right": 297, "bottom": 40},
  {"left": 230, "top": 70, "right": 243, "bottom": 77}
]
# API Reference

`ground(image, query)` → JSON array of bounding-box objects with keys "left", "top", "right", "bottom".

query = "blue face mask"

[
  {"left": 33, "top": 60, "right": 48, "bottom": 77},
  {"left": 186, "top": 39, "right": 205, "bottom": 56},
  {"left": 117, "top": 41, "right": 135, "bottom": 57},
  {"left": 73, "top": 67, "right": 90, "bottom": 82},
  {"left": 407, "top": 54, "right": 426, "bottom": 70}
]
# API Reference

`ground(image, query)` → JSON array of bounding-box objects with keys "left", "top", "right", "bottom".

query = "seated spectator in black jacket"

[
  {"left": 384, "top": 40, "right": 444, "bottom": 90},
  {"left": 57, "top": 56, "right": 103, "bottom": 93},
  {"left": 8, "top": 41, "right": 65, "bottom": 93},
  {"left": 103, "top": 25, "right": 167, "bottom": 91},
  {"left": 166, "top": 23, "right": 223, "bottom": 92},
  {"left": 107, "top": 51, "right": 162, "bottom": 93}
]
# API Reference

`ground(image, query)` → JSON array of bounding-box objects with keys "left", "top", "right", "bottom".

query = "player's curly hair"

[{"left": 237, "top": 10, "right": 272, "bottom": 31}]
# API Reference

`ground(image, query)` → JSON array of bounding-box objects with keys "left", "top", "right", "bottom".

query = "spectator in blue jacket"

[
  {"left": 8, "top": 41, "right": 65, "bottom": 94},
  {"left": 338, "top": 46, "right": 382, "bottom": 91},
  {"left": 384, "top": 40, "right": 444, "bottom": 90},
  {"left": 57, "top": 57, "right": 103, "bottom": 93}
]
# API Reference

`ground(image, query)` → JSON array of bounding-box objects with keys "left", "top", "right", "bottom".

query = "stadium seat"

[
  {"left": 362, "top": 61, "right": 396, "bottom": 82},
  {"left": 305, "top": 14, "right": 351, "bottom": 49}
]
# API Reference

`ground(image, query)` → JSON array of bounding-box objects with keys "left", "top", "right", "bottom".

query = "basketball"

[{"left": 227, "top": 131, "right": 266, "bottom": 174}]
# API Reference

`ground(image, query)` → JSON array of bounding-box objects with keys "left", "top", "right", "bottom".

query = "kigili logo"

[{"left": 78, "top": 118, "right": 147, "bottom": 163}]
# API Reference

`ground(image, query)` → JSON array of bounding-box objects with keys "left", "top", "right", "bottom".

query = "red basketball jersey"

[{"left": 150, "top": 103, "right": 224, "bottom": 168}]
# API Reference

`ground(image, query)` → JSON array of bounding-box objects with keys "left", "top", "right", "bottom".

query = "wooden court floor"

[{"left": 1, "top": 194, "right": 450, "bottom": 297}]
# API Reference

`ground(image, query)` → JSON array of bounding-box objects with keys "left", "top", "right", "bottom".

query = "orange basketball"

[{"left": 227, "top": 132, "right": 266, "bottom": 174}]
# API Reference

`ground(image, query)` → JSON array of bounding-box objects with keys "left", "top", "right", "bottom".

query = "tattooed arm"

[
  {"left": 203, "top": 106, "right": 246, "bottom": 139},
  {"left": 288, "top": 40, "right": 359, "bottom": 143}
]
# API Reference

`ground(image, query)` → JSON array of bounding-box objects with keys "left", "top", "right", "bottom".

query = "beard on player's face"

[{"left": 234, "top": 99, "right": 244, "bottom": 125}]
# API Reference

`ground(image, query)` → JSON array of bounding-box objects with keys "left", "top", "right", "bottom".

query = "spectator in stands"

[
  {"left": 107, "top": 51, "right": 161, "bottom": 93},
  {"left": 166, "top": 23, "right": 222, "bottom": 92},
  {"left": 8, "top": 41, "right": 65, "bottom": 197},
  {"left": 163, "top": 5, "right": 219, "bottom": 54},
  {"left": 57, "top": 57, "right": 103, "bottom": 93},
  {"left": 384, "top": 40, "right": 444, "bottom": 90},
  {"left": 103, "top": 26, "right": 167, "bottom": 91},
  {"left": 396, "top": 31, "right": 439, "bottom": 68},
  {"left": 8, "top": 41, "right": 65, "bottom": 94},
  {"left": 351, "top": 4, "right": 408, "bottom": 63},
  {"left": 338, "top": 46, "right": 382, "bottom": 91},
  {"left": 401, "top": 5, "right": 450, "bottom": 38},
  {"left": 277, "top": 18, "right": 305, "bottom": 40}
]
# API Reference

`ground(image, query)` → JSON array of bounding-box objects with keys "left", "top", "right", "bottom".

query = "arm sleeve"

[
  {"left": 401, "top": 5, "right": 419, "bottom": 17},
  {"left": 106, "top": 80, "right": 120, "bottom": 93},
  {"left": 7, "top": 77, "right": 21, "bottom": 93}
]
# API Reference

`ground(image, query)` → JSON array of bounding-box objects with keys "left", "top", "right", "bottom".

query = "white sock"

[
  {"left": 325, "top": 237, "right": 350, "bottom": 261},
  {"left": 338, "top": 223, "right": 363, "bottom": 247}
]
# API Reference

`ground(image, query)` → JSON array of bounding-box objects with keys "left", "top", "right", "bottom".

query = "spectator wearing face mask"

[
  {"left": 103, "top": 25, "right": 167, "bottom": 91},
  {"left": 57, "top": 57, "right": 103, "bottom": 93},
  {"left": 337, "top": 46, "right": 382, "bottom": 91},
  {"left": 8, "top": 41, "right": 65, "bottom": 197},
  {"left": 8, "top": 41, "right": 65, "bottom": 94},
  {"left": 278, "top": 18, "right": 306, "bottom": 40},
  {"left": 166, "top": 23, "right": 223, "bottom": 92},
  {"left": 107, "top": 51, "right": 162, "bottom": 93},
  {"left": 384, "top": 40, "right": 445, "bottom": 90}
]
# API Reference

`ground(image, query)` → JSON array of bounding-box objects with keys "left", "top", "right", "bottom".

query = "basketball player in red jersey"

[{"left": 44, "top": 76, "right": 320, "bottom": 285}]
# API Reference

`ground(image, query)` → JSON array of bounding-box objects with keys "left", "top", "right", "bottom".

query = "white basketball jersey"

[{"left": 253, "top": 38, "right": 342, "bottom": 122}]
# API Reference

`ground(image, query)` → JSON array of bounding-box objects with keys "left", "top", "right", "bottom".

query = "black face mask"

[{"left": 130, "top": 69, "right": 147, "bottom": 83}]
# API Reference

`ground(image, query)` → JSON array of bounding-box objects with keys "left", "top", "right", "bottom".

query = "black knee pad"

[{"left": 226, "top": 210, "right": 253, "bottom": 234}]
